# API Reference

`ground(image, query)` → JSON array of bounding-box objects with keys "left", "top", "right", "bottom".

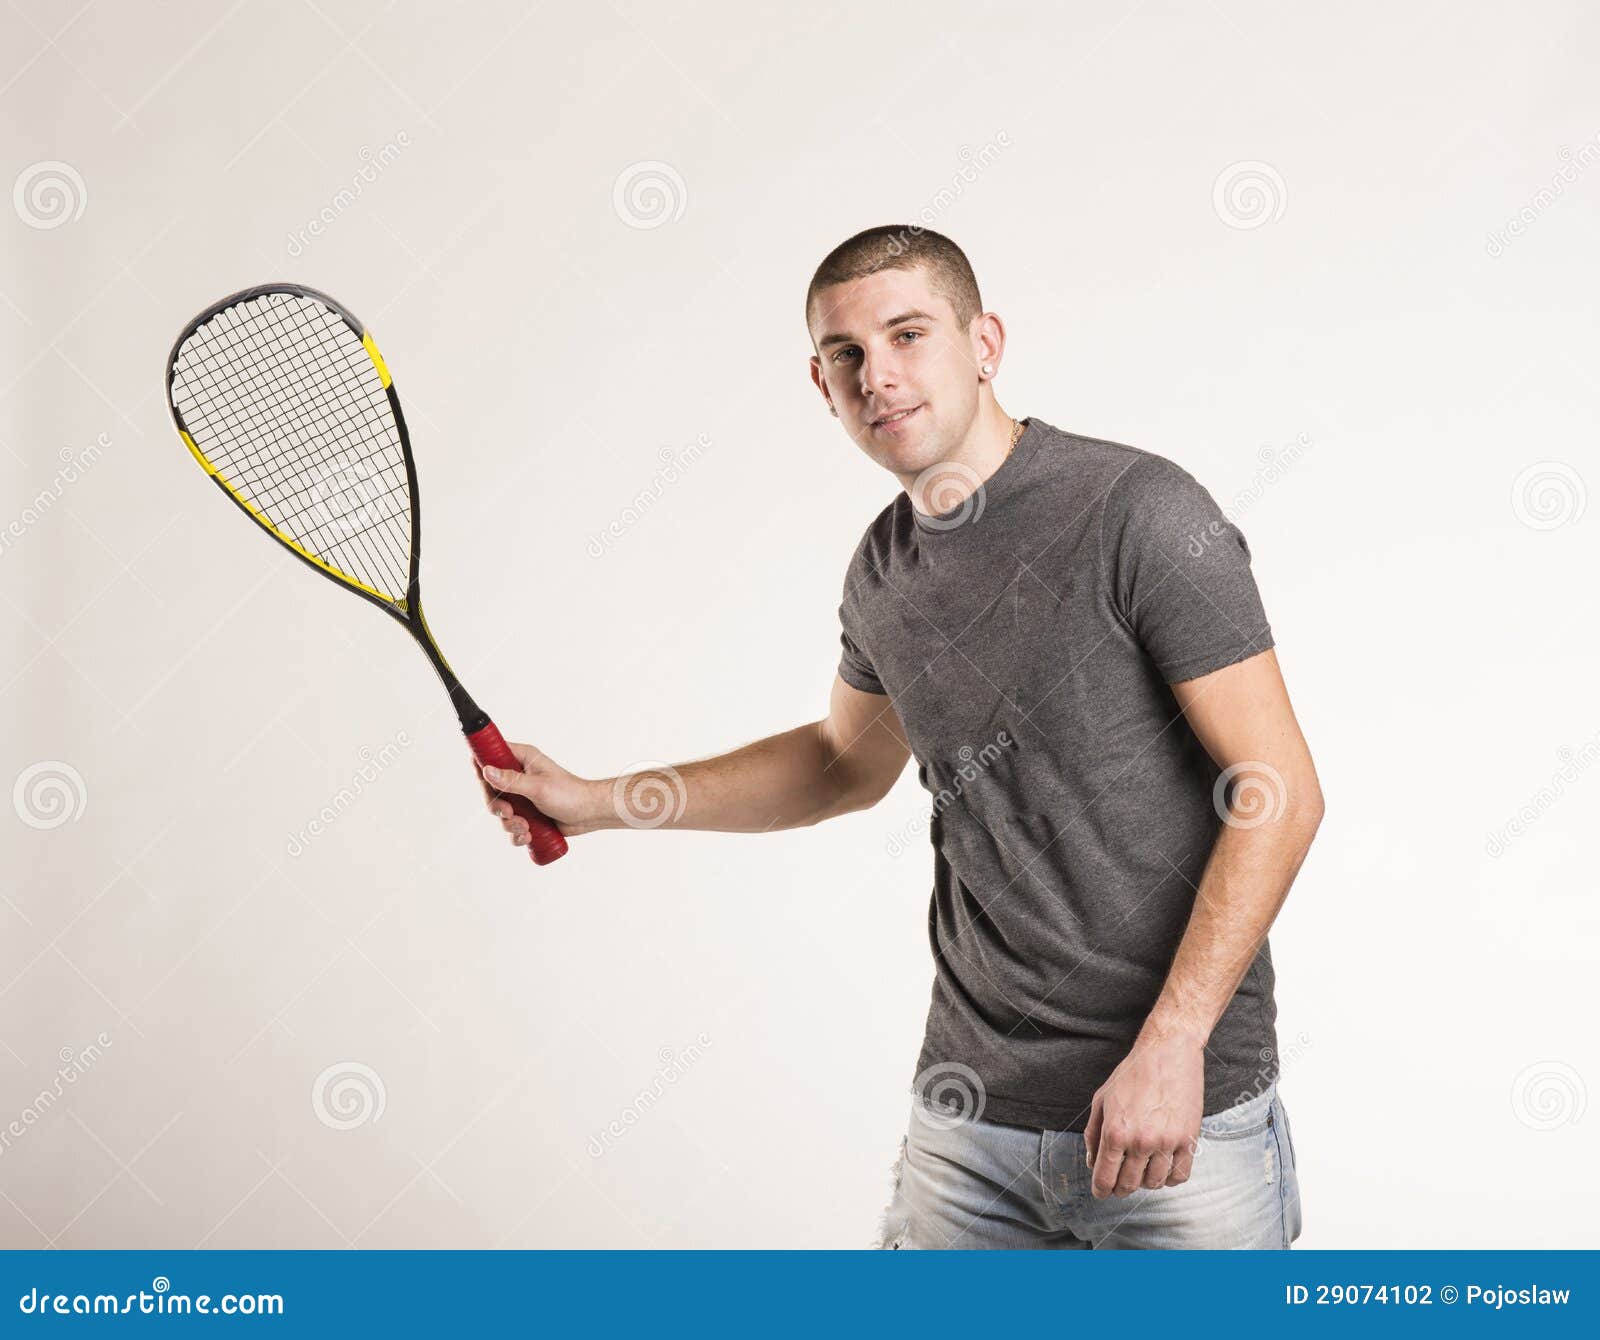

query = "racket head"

[
  {"left": 164, "top": 283, "right": 423, "bottom": 622},
  {"left": 164, "top": 285, "right": 568, "bottom": 866}
]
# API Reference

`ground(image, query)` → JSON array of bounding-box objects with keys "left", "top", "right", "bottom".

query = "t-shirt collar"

[{"left": 911, "top": 416, "right": 1042, "bottom": 534}]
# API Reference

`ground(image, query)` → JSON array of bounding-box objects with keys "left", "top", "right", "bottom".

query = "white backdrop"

[{"left": 2, "top": 0, "right": 1596, "bottom": 1248}]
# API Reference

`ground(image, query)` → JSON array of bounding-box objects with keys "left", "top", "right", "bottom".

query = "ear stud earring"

[{"left": 981, "top": 363, "right": 994, "bottom": 376}]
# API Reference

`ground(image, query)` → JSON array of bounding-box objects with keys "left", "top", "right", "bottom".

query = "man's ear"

[
  {"left": 972, "top": 310, "right": 1006, "bottom": 372},
  {"left": 809, "top": 357, "right": 838, "bottom": 416}
]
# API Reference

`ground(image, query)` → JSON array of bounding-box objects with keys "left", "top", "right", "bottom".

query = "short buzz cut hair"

[{"left": 805, "top": 225, "right": 983, "bottom": 338}]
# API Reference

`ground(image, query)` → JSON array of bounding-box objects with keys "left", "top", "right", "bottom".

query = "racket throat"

[
  {"left": 408, "top": 613, "right": 489, "bottom": 734},
  {"left": 448, "top": 687, "right": 491, "bottom": 737},
  {"left": 437, "top": 668, "right": 490, "bottom": 737}
]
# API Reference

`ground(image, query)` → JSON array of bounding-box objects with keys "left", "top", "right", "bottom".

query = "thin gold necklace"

[{"left": 1006, "top": 417, "right": 1024, "bottom": 457}]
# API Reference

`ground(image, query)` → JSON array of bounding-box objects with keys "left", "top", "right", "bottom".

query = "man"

[{"left": 479, "top": 226, "right": 1324, "bottom": 1250}]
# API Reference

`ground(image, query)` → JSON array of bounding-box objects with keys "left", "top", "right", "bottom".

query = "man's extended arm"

[
  {"left": 1085, "top": 648, "right": 1324, "bottom": 1199},
  {"left": 478, "top": 674, "right": 910, "bottom": 840}
]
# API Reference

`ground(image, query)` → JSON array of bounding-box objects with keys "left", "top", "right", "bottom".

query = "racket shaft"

[{"left": 467, "top": 722, "right": 569, "bottom": 865}]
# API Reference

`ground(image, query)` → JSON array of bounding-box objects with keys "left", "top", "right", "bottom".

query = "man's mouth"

[{"left": 871, "top": 405, "right": 923, "bottom": 430}]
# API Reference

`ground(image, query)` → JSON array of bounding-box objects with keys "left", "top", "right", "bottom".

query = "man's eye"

[{"left": 833, "top": 333, "right": 920, "bottom": 364}]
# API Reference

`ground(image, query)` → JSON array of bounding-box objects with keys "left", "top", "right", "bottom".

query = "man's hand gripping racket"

[{"left": 165, "top": 284, "right": 568, "bottom": 865}]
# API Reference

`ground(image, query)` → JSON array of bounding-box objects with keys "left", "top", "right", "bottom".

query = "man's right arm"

[{"left": 478, "top": 674, "right": 911, "bottom": 844}]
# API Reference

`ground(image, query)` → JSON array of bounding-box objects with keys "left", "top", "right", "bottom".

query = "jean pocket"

[
  {"left": 1197, "top": 1086, "right": 1274, "bottom": 1141},
  {"left": 1275, "top": 1094, "right": 1298, "bottom": 1168}
]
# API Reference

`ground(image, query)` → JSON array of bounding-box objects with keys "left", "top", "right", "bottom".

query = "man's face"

[{"left": 808, "top": 265, "right": 980, "bottom": 477}]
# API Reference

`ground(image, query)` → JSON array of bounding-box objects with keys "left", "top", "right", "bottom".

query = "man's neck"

[{"left": 899, "top": 403, "right": 1018, "bottom": 516}]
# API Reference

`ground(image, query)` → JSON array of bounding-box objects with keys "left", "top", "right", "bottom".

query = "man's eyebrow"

[{"left": 817, "top": 309, "right": 937, "bottom": 349}]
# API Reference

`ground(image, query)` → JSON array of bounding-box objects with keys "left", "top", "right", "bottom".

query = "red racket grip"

[{"left": 467, "top": 721, "right": 569, "bottom": 866}]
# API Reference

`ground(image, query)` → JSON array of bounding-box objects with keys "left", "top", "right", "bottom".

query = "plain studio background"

[{"left": 2, "top": 0, "right": 1596, "bottom": 1249}]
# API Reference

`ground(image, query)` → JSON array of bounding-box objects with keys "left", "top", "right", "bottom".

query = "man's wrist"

[
  {"left": 585, "top": 777, "right": 622, "bottom": 831},
  {"left": 1136, "top": 1011, "right": 1210, "bottom": 1051}
]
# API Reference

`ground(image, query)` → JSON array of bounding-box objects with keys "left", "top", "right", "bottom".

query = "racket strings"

[
  {"left": 182, "top": 301, "right": 411, "bottom": 594},
  {"left": 186, "top": 298, "right": 410, "bottom": 591},
  {"left": 170, "top": 292, "right": 415, "bottom": 603}
]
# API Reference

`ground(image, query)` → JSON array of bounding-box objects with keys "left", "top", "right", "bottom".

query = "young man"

[{"left": 480, "top": 226, "right": 1324, "bottom": 1250}]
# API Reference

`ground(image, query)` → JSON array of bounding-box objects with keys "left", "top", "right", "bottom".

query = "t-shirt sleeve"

[
  {"left": 837, "top": 541, "right": 888, "bottom": 695},
  {"left": 1101, "top": 455, "right": 1275, "bottom": 684}
]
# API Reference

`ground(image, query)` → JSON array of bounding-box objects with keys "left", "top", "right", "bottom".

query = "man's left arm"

[{"left": 1085, "top": 647, "right": 1324, "bottom": 1199}]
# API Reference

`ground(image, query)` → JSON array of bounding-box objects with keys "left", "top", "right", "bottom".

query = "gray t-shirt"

[{"left": 838, "top": 417, "right": 1280, "bottom": 1132}]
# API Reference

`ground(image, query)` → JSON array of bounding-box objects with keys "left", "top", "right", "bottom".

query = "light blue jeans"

[{"left": 875, "top": 1082, "right": 1302, "bottom": 1249}]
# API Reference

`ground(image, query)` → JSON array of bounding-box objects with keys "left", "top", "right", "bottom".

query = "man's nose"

[{"left": 858, "top": 350, "right": 898, "bottom": 397}]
